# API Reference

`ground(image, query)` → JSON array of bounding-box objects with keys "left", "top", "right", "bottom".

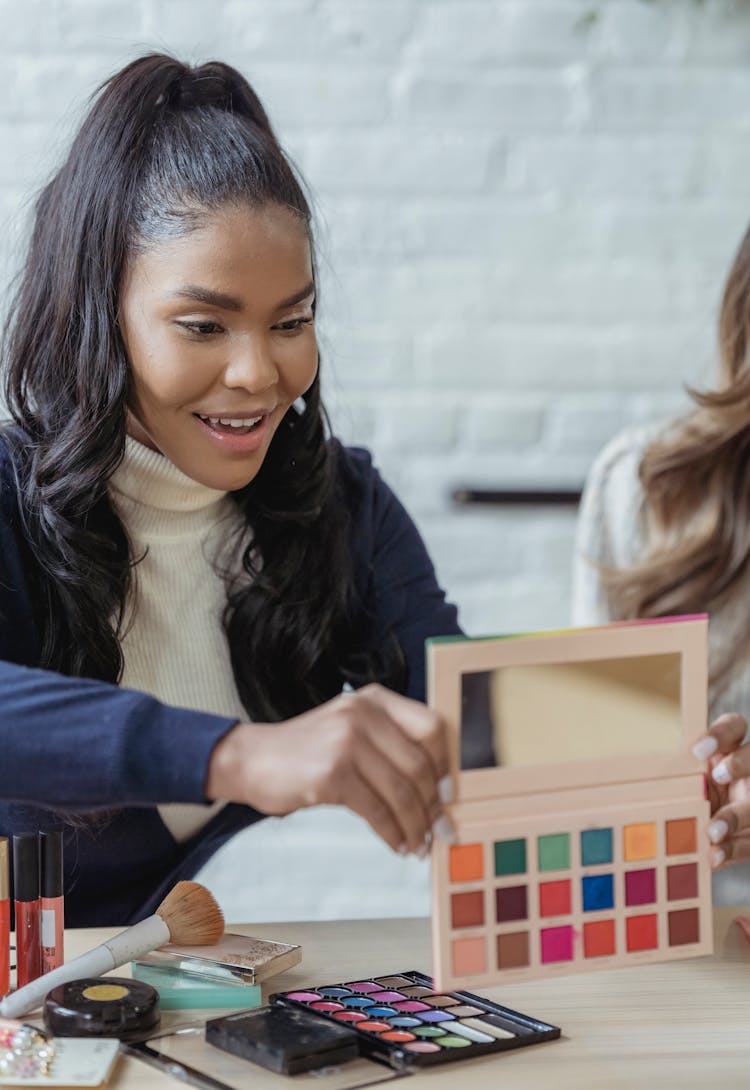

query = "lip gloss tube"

[
  {"left": 39, "top": 831, "right": 64, "bottom": 974},
  {"left": 12, "top": 834, "right": 40, "bottom": 987},
  {"left": 0, "top": 839, "right": 8, "bottom": 996}
]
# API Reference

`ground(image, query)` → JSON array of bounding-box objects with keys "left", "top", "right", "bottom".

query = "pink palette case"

[{"left": 428, "top": 615, "right": 712, "bottom": 991}]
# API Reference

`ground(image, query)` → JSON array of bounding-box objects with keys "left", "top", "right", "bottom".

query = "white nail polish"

[
  {"left": 692, "top": 735, "right": 719, "bottom": 761},
  {"left": 708, "top": 819, "right": 729, "bottom": 844},
  {"left": 711, "top": 846, "right": 726, "bottom": 868},
  {"left": 712, "top": 762, "right": 732, "bottom": 785},
  {"left": 397, "top": 843, "right": 408, "bottom": 856},
  {"left": 438, "top": 776, "right": 454, "bottom": 804},
  {"left": 416, "top": 842, "right": 429, "bottom": 861},
  {"left": 433, "top": 814, "right": 457, "bottom": 845}
]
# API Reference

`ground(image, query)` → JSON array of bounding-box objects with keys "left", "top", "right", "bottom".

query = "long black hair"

[{"left": 1, "top": 52, "right": 399, "bottom": 720}]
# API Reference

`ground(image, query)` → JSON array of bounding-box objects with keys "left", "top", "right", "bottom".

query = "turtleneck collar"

[{"left": 108, "top": 436, "right": 235, "bottom": 539}]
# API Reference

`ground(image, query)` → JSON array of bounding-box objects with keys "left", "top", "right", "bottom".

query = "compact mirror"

[{"left": 460, "top": 652, "right": 682, "bottom": 771}]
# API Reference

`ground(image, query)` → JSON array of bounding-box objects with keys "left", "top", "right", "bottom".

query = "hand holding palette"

[
  {"left": 429, "top": 615, "right": 712, "bottom": 990},
  {"left": 270, "top": 969, "right": 559, "bottom": 1068}
]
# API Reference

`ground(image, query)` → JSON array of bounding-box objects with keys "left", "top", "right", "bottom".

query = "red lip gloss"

[
  {"left": 39, "top": 831, "right": 64, "bottom": 974},
  {"left": 0, "top": 838, "right": 8, "bottom": 996},
  {"left": 12, "top": 834, "right": 40, "bottom": 987}
]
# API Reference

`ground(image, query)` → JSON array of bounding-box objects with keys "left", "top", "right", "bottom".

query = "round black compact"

[{"left": 43, "top": 977, "right": 160, "bottom": 1040}]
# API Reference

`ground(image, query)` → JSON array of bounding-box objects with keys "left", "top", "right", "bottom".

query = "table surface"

[{"left": 54, "top": 907, "right": 750, "bottom": 1090}]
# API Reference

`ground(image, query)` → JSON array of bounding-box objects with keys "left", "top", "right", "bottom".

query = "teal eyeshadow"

[{"left": 580, "top": 828, "right": 613, "bottom": 866}]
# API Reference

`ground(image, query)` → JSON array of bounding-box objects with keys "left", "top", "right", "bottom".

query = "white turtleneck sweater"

[{"left": 108, "top": 436, "right": 251, "bottom": 842}]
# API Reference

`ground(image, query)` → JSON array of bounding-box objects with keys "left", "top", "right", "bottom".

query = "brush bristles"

[{"left": 155, "top": 881, "right": 225, "bottom": 945}]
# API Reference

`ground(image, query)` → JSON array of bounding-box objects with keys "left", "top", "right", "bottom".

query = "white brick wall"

[{"left": 1, "top": 0, "right": 748, "bottom": 920}]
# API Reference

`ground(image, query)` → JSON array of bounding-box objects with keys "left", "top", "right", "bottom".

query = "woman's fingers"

[
  {"left": 358, "top": 683, "right": 449, "bottom": 782},
  {"left": 705, "top": 796, "right": 750, "bottom": 868},
  {"left": 353, "top": 731, "right": 434, "bottom": 854},
  {"left": 345, "top": 767, "right": 411, "bottom": 855},
  {"left": 692, "top": 713, "right": 747, "bottom": 762}
]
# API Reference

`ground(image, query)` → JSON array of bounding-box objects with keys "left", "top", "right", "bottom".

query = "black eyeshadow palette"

[{"left": 270, "top": 968, "right": 560, "bottom": 1069}]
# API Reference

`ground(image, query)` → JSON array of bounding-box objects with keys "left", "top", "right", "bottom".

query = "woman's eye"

[
  {"left": 274, "top": 316, "right": 314, "bottom": 334},
  {"left": 178, "top": 320, "right": 222, "bottom": 337}
]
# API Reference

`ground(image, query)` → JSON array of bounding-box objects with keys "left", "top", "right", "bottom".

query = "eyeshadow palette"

[
  {"left": 270, "top": 970, "right": 559, "bottom": 1068},
  {"left": 428, "top": 616, "right": 713, "bottom": 990}
]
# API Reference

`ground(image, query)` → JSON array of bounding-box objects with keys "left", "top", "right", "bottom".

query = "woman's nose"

[{"left": 223, "top": 337, "right": 278, "bottom": 392}]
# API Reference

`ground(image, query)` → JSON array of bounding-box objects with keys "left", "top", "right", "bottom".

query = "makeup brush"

[{"left": 0, "top": 880, "right": 224, "bottom": 1018}]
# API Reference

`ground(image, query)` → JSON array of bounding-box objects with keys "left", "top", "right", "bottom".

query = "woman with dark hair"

[
  {"left": 0, "top": 52, "right": 458, "bottom": 925},
  {"left": 573, "top": 224, "right": 750, "bottom": 883}
]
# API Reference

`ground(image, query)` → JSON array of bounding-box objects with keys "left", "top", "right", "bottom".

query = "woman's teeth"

[{"left": 197, "top": 414, "right": 262, "bottom": 428}]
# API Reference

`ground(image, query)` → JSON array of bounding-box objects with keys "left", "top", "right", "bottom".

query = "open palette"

[
  {"left": 270, "top": 969, "right": 559, "bottom": 1068},
  {"left": 429, "top": 615, "right": 712, "bottom": 991}
]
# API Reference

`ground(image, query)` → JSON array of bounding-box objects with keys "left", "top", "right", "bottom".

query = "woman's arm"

[{"left": 0, "top": 658, "right": 238, "bottom": 810}]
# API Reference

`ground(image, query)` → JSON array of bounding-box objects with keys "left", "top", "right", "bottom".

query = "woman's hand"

[
  {"left": 693, "top": 713, "right": 750, "bottom": 869},
  {"left": 205, "top": 683, "right": 454, "bottom": 857}
]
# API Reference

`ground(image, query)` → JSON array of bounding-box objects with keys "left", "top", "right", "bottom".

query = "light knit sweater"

[
  {"left": 108, "top": 436, "right": 250, "bottom": 842},
  {"left": 572, "top": 424, "right": 750, "bottom": 902}
]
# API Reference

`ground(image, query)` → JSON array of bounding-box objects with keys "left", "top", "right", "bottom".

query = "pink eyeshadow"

[
  {"left": 540, "top": 925, "right": 574, "bottom": 964},
  {"left": 345, "top": 981, "right": 381, "bottom": 993},
  {"left": 369, "top": 991, "right": 405, "bottom": 1002},
  {"left": 392, "top": 1000, "right": 430, "bottom": 1012},
  {"left": 451, "top": 936, "right": 487, "bottom": 977}
]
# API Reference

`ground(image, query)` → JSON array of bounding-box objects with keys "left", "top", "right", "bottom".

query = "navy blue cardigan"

[{"left": 0, "top": 435, "right": 461, "bottom": 924}]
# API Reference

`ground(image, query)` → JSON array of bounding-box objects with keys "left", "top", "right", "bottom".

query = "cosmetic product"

[
  {"left": 136, "top": 932, "right": 301, "bottom": 985},
  {"left": 0, "top": 1019, "right": 119, "bottom": 1087},
  {"left": 43, "top": 978, "right": 159, "bottom": 1042},
  {"left": 0, "top": 841, "right": 8, "bottom": 998},
  {"left": 0, "top": 880, "right": 223, "bottom": 1018},
  {"left": 206, "top": 1005, "right": 360, "bottom": 1075},
  {"left": 270, "top": 969, "right": 559, "bottom": 1068},
  {"left": 39, "top": 832, "right": 64, "bottom": 975},
  {"left": 428, "top": 615, "right": 712, "bottom": 991},
  {"left": 131, "top": 961, "right": 262, "bottom": 1010},
  {"left": 12, "top": 835, "right": 40, "bottom": 988}
]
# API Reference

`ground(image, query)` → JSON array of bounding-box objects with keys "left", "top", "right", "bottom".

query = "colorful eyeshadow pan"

[
  {"left": 449, "top": 844, "right": 483, "bottom": 882},
  {"left": 496, "top": 885, "right": 527, "bottom": 923},
  {"left": 582, "top": 873, "right": 614, "bottom": 911},
  {"left": 583, "top": 919, "right": 616, "bottom": 958},
  {"left": 625, "top": 868, "right": 657, "bottom": 907},
  {"left": 494, "top": 838, "right": 526, "bottom": 876},
  {"left": 369, "top": 991, "right": 404, "bottom": 1002},
  {"left": 623, "top": 823, "right": 657, "bottom": 862},
  {"left": 271, "top": 969, "right": 560, "bottom": 1067},
  {"left": 540, "top": 925, "right": 574, "bottom": 964},
  {"left": 451, "top": 890, "right": 484, "bottom": 928},
  {"left": 497, "top": 931, "right": 529, "bottom": 970},
  {"left": 538, "top": 833, "right": 570, "bottom": 871},
  {"left": 667, "top": 862, "right": 698, "bottom": 901},
  {"left": 345, "top": 981, "right": 381, "bottom": 993},
  {"left": 540, "top": 879, "right": 571, "bottom": 917},
  {"left": 666, "top": 818, "right": 697, "bottom": 855},
  {"left": 580, "top": 827, "right": 613, "bottom": 865}
]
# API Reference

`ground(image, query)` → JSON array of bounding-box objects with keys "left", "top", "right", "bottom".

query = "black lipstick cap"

[
  {"left": 40, "top": 831, "right": 63, "bottom": 898},
  {"left": 12, "top": 834, "right": 39, "bottom": 902}
]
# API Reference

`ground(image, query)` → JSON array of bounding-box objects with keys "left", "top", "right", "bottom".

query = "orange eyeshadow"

[
  {"left": 449, "top": 844, "right": 484, "bottom": 883},
  {"left": 665, "top": 818, "right": 696, "bottom": 856}
]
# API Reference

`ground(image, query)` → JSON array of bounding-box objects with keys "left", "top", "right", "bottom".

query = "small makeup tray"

[{"left": 428, "top": 616, "right": 712, "bottom": 990}]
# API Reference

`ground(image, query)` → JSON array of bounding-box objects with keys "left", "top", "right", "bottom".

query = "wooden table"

[{"left": 57, "top": 908, "right": 750, "bottom": 1089}]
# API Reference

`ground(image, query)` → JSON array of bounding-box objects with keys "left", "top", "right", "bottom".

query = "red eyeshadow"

[
  {"left": 668, "top": 907, "right": 700, "bottom": 946},
  {"left": 539, "top": 879, "right": 571, "bottom": 917},
  {"left": 583, "top": 919, "right": 616, "bottom": 958},
  {"left": 626, "top": 914, "right": 658, "bottom": 952},
  {"left": 451, "top": 890, "right": 484, "bottom": 929},
  {"left": 667, "top": 862, "right": 698, "bottom": 901}
]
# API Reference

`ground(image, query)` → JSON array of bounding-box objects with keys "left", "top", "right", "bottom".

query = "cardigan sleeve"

[
  {"left": 0, "top": 659, "right": 239, "bottom": 810},
  {"left": 571, "top": 426, "right": 653, "bottom": 627},
  {"left": 340, "top": 446, "right": 462, "bottom": 702}
]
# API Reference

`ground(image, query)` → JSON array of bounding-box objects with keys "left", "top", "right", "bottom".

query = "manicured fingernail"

[
  {"left": 438, "top": 776, "right": 454, "bottom": 804},
  {"left": 692, "top": 735, "right": 719, "bottom": 761},
  {"left": 433, "top": 814, "right": 456, "bottom": 844},
  {"left": 712, "top": 761, "right": 732, "bottom": 785},
  {"left": 415, "top": 842, "right": 429, "bottom": 860},
  {"left": 397, "top": 843, "right": 408, "bottom": 856},
  {"left": 711, "top": 846, "right": 726, "bottom": 868},
  {"left": 708, "top": 819, "right": 729, "bottom": 844}
]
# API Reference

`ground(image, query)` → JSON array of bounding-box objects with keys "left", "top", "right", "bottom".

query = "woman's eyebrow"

[{"left": 167, "top": 282, "right": 315, "bottom": 311}]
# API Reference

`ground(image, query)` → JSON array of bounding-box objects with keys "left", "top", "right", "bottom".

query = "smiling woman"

[{"left": 0, "top": 52, "right": 461, "bottom": 927}]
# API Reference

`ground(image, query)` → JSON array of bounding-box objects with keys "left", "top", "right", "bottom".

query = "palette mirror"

[{"left": 460, "top": 652, "right": 682, "bottom": 772}]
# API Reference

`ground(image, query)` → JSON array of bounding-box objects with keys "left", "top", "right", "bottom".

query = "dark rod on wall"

[{"left": 451, "top": 487, "right": 583, "bottom": 507}]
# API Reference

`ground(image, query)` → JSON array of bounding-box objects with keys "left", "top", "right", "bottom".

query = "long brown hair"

[{"left": 604, "top": 224, "right": 750, "bottom": 682}]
